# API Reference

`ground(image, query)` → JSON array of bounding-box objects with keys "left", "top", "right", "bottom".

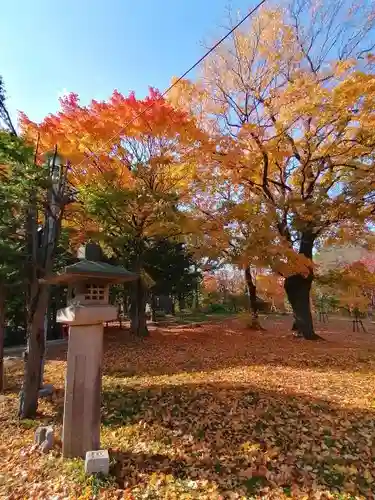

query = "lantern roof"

[{"left": 42, "top": 243, "right": 138, "bottom": 285}]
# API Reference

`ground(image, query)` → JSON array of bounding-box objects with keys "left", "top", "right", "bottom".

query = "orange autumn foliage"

[
  {"left": 20, "top": 88, "right": 200, "bottom": 185},
  {"left": 169, "top": 1, "right": 375, "bottom": 339},
  {"left": 257, "top": 273, "right": 285, "bottom": 310},
  {"left": 20, "top": 88, "right": 203, "bottom": 243}
]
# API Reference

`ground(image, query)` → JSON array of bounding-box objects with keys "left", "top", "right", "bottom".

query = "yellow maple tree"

[{"left": 170, "top": 0, "right": 375, "bottom": 339}]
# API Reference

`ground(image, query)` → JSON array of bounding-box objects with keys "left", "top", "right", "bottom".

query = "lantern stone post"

[{"left": 44, "top": 244, "right": 137, "bottom": 458}]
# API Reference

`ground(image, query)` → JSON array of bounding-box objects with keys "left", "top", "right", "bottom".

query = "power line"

[{"left": 69, "top": 0, "right": 267, "bottom": 174}]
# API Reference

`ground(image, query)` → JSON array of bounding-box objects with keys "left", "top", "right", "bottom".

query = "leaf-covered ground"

[{"left": 1, "top": 315, "right": 375, "bottom": 499}]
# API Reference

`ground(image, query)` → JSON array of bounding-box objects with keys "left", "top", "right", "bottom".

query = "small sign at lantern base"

[{"left": 85, "top": 449, "right": 110, "bottom": 475}]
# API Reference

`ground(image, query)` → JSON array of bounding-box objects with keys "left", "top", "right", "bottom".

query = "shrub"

[{"left": 205, "top": 303, "right": 228, "bottom": 314}]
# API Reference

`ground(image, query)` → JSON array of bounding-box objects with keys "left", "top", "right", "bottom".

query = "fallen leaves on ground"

[{"left": 1, "top": 316, "right": 375, "bottom": 499}]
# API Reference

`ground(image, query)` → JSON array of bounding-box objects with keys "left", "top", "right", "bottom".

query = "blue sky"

[{"left": 0, "top": 0, "right": 254, "bottom": 126}]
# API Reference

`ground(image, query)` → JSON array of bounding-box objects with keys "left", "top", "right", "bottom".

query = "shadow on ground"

[{"left": 47, "top": 379, "right": 375, "bottom": 498}]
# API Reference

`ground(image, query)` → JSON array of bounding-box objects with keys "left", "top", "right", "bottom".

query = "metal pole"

[{"left": 40, "top": 155, "right": 60, "bottom": 388}]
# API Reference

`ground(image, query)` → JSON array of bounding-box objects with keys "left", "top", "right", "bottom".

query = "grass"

[
  {"left": 1, "top": 315, "right": 375, "bottom": 499},
  {"left": 176, "top": 309, "right": 238, "bottom": 324}
]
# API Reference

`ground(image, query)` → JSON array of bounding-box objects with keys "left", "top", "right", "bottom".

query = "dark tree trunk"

[
  {"left": 291, "top": 319, "right": 298, "bottom": 331},
  {"left": 178, "top": 295, "right": 186, "bottom": 312},
  {"left": 245, "top": 267, "right": 263, "bottom": 330},
  {"left": 0, "top": 284, "right": 5, "bottom": 392},
  {"left": 40, "top": 293, "right": 52, "bottom": 387},
  {"left": 20, "top": 285, "right": 49, "bottom": 417},
  {"left": 120, "top": 283, "right": 129, "bottom": 328},
  {"left": 129, "top": 278, "right": 149, "bottom": 336},
  {"left": 285, "top": 230, "right": 320, "bottom": 340},
  {"left": 19, "top": 147, "right": 70, "bottom": 418},
  {"left": 117, "top": 303, "right": 123, "bottom": 329},
  {"left": 193, "top": 286, "right": 200, "bottom": 311},
  {"left": 193, "top": 264, "right": 200, "bottom": 311},
  {"left": 151, "top": 293, "right": 157, "bottom": 322},
  {"left": 284, "top": 273, "right": 317, "bottom": 339},
  {"left": 50, "top": 286, "right": 59, "bottom": 339}
]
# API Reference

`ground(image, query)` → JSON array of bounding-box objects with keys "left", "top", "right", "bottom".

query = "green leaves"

[
  {"left": 0, "top": 132, "right": 36, "bottom": 285},
  {"left": 0, "top": 131, "right": 33, "bottom": 165}
]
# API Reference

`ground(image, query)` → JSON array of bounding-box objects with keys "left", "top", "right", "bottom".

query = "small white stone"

[
  {"left": 34, "top": 426, "right": 47, "bottom": 445},
  {"left": 85, "top": 449, "right": 109, "bottom": 475},
  {"left": 41, "top": 427, "right": 54, "bottom": 452}
]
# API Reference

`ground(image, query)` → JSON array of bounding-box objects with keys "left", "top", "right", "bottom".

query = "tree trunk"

[
  {"left": 0, "top": 284, "right": 6, "bottom": 393},
  {"left": 284, "top": 273, "right": 318, "bottom": 339},
  {"left": 117, "top": 303, "right": 123, "bottom": 329},
  {"left": 291, "top": 318, "right": 298, "bottom": 331},
  {"left": 50, "top": 287, "right": 58, "bottom": 339},
  {"left": 151, "top": 293, "right": 157, "bottom": 322},
  {"left": 193, "top": 286, "right": 200, "bottom": 311},
  {"left": 245, "top": 267, "right": 263, "bottom": 330},
  {"left": 178, "top": 295, "right": 186, "bottom": 312},
  {"left": 19, "top": 148, "right": 70, "bottom": 418},
  {"left": 129, "top": 278, "right": 149, "bottom": 336},
  {"left": 40, "top": 293, "right": 51, "bottom": 388},
  {"left": 19, "top": 285, "right": 49, "bottom": 418},
  {"left": 232, "top": 299, "right": 237, "bottom": 313},
  {"left": 284, "top": 230, "right": 320, "bottom": 340},
  {"left": 120, "top": 283, "right": 128, "bottom": 328}
]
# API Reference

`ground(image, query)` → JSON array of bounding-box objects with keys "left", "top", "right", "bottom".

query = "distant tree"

[
  {"left": 201, "top": 268, "right": 248, "bottom": 313},
  {"left": 144, "top": 240, "right": 200, "bottom": 314},
  {"left": 257, "top": 273, "right": 285, "bottom": 312},
  {"left": 318, "top": 261, "right": 375, "bottom": 317},
  {"left": 188, "top": 187, "right": 310, "bottom": 329},
  {"left": 315, "top": 244, "right": 375, "bottom": 317}
]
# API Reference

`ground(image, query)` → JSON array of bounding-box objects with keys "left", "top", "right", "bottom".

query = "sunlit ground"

[{"left": 1, "top": 315, "right": 375, "bottom": 499}]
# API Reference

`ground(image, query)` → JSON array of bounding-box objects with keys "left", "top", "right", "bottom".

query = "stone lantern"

[{"left": 44, "top": 243, "right": 137, "bottom": 458}]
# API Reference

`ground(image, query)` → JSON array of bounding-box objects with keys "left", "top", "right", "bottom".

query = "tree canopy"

[{"left": 170, "top": 0, "right": 375, "bottom": 337}]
